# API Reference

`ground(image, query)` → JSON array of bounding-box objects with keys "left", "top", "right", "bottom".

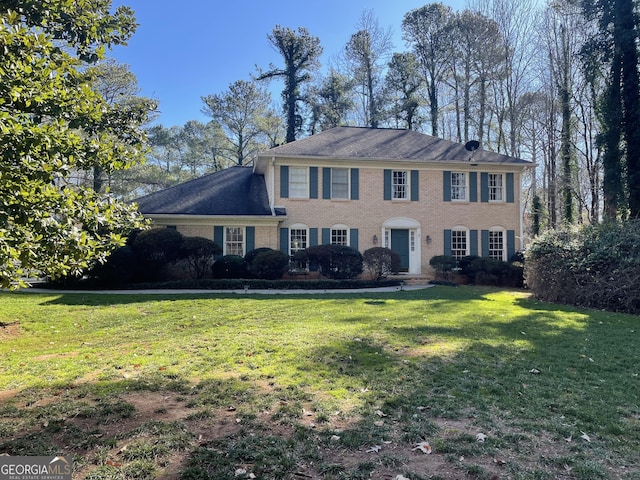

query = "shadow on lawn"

[{"left": 3, "top": 288, "right": 639, "bottom": 479}]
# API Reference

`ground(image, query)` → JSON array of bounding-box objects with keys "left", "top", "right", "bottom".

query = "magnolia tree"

[{"left": 0, "top": 1, "right": 155, "bottom": 287}]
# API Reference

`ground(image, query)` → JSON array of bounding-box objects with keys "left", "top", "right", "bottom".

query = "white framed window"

[
  {"left": 290, "top": 225, "right": 308, "bottom": 255},
  {"left": 410, "top": 231, "right": 416, "bottom": 252},
  {"left": 451, "top": 228, "right": 469, "bottom": 259},
  {"left": 225, "top": 227, "right": 244, "bottom": 256},
  {"left": 331, "top": 224, "right": 349, "bottom": 246},
  {"left": 488, "top": 228, "right": 506, "bottom": 261},
  {"left": 331, "top": 168, "right": 349, "bottom": 199},
  {"left": 392, "top": 170, "right": 408, "bottom": 200},
  {"left": 384, "top": 229, "right": 390, "bottom": 248},
  {"left": 289, "top": 167, "right": 308, "bottom": 198},
  {"left": 489, "top": 173, "right": 504, "bottom": 202},
  {"left": 451, "top": 172, "right": 467, "bottom": 201}
]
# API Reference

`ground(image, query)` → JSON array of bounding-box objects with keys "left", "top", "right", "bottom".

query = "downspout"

[{"left": 270, "top": 156, "right": 276, "bottom": 216}]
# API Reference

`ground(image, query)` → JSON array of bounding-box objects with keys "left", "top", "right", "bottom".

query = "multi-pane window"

[
  {"left": 331, "top": 168, "right": 349, "bottom": 199},
  {"left": 225, "top": 227, "right": 244, "bottom": 256},
  {"left": 489, "top": 173, "right": 504, "bottom": 201},
  {"left": 489, "top": 230, "right": 505, "bottom": 260},
  {"left": 451, "top": 172, "right": 467, "bottom": 200},
  {"left": 290, "top": 228, "right": 308, "bottom": 255},
  {"left": 392, "top": 171, "right": 408, "bottom": 199},
  {"left": 289, "top": 167, "right": 308, "bottom": 198},
  {"left": 331, "top": 228, "right": 348, "bottom": 246},
  {"left": 451, "top": 229, "right": 468, "bottom": 259}
]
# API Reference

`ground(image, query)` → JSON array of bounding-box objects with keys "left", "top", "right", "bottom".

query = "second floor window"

[
  {"left": 393, "top": 170, "right": 408, "bottom": 199},
  {"left": 489, "top": 173, "right": 504, "bottom": 201},
  {"left": 289, "top": 167, "right": 308, "bottom": 198},
  {"left": 331, "top": 168, "right": 349, "bottom": 199},
  {"left": 451, "top": 172, "right": 467, "bottom": 201}
]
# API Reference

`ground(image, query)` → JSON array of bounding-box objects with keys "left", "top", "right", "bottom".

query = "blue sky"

[{"left": 110, "top": 0, "right": 466, "bottom": 128}]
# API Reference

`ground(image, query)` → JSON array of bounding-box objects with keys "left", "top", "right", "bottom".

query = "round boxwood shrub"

[
  {"left": 179, "top": 236, "right": 222, "bottom": 279},
  {"left": 91, "top": 245, "right": 138, "bottom": 286},
  {"left": 251, "top": 250, "right": 290, "bottom": 280},
  {"left": 294, "top": 245, "right": 363, "bottom": 280},
  {"left": 429, "top": 255, "right": 457, "bottom": 279},
  {"left": 363, "top": 247, "right": 401, "bottom": 280},
  {"left": 212, "top": 255, "right": 248, "bottom": 279},
  {"left": 131, "top": 227, "right": 184, "bottom": 281},
  {"left": 245, "top": 247, "right": 274, "bottom": 277}
]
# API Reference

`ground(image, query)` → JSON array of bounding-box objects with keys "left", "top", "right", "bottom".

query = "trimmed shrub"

[
  {"left": 212, "top": 255, "right": 248, "bottom": 279},
  {"left": 245, "top": 248, "right": 274, "bottom": 277},
  {"left": 294, "top": 245, "right": 363, "bottom": 280},
  {"left": 91, "top": 246, "right": 138, "bottom": 286},
  {"left": 179, "top": 236, "right": 222, "bottom": 279},
  {"left": 525, "top": 221, "right": 640, "bottom": 314},
  {"left": 131, "top": 227, "right": 184, "bottom": 281},
  {"left": 458, "top": 256, "right": 523, "bottom": 287},
  {"left": 429, "top": 255, "right": 457, "bottom": 279},
  {"left": 363, "top": 247, "right": 401, "bottom": 281},
  {"left": 251, "top": 250, "right": 289, "bottom": 280}
]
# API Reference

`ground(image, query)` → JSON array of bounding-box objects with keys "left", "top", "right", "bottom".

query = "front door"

[{"left": 391, "top": 229, "right": 410, "bottom": 272}]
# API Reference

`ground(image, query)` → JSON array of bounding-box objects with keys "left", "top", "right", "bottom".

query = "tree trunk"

[{"left": 615, "top": 0, "right": 640, "bottom": 217}]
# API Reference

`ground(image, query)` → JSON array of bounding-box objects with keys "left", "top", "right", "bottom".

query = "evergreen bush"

[
  {"left": 212, "top": 255, "right": 248, "bottom": 279},
  {"left": 131, "top": 227, "right": 184, "bottom": 281},
  {"left": 91, "top": 246, "right": 138, "bottom": 287},
  {"left": 179, "top": 236, "right": 222, "bottom": 279},
  {"left": 245, "top": 248, "right": 275, "bottom": 276},
  {"left": 429, "top": 255, "right": 457, "bottom": 279},
  {"left": 294, "top": 245, "right": 363, "bottom": 280},
  {"left": 251, "top": 250, "right": 290, "bottom": 280},
  {"left": 525, "top": 221, "right": 640, "bottom": 314}
]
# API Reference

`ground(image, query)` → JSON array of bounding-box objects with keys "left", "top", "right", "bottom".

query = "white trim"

[
  {"left": 330, "top": 167, "right": 350, "bottom": 200},
  {"left": 330, "top": 223, "right": 350, "bottom": 246},
  {"left": 144, "top": 214, "right": 283, "bottom": 226},
  {"left": 381, "top": 217, "right": 421, "bottom": 274},
  {"left": 289, "top": 223, "right": 309, "bottom": 257},
  {"left": 451, "top": 225, "right": 470, "bottom": 259},
  {"left": 488, "top": 226, "right": 507, "bottom": 261},
  {"left": 223, "top": 226, "right": 245, "bottom": 257}
]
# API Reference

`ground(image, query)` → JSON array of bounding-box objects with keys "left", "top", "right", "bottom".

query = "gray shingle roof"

[
  {"left": 135, "top": 166, "right": 275, "bottom": 216},
  {"left": 263, "top": 126, "right": 530, "bottom": 165}
]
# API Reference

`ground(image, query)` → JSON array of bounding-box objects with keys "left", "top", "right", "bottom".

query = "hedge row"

[
  {"left": 93, "top": 278, "right": 402, "bottom": 291},
  {"left": 429, "top": 254, "right": 524, "bottom": 288},
  {"left": 525, "top": 221, "right": 640, "bottom": 314}
]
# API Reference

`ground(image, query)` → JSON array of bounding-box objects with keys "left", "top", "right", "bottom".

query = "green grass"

[{"left": 0, "top": 286, "right": 639, "bottom": 479}]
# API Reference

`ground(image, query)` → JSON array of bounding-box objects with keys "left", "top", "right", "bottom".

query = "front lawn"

[{"left": 0, "top": 286, "right": 638, "bottom": 479}]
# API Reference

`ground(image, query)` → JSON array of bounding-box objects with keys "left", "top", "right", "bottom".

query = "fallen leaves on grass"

[
  {"left": 366, "top": 445, "right": 382, "bottom": 453},
  {"left": 412, "top": 441, "right": 432, "bottom": 454}
]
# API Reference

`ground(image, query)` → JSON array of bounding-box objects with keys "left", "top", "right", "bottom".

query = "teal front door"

[{"left": 391, "top": 229, "right": 410, "bottom": 272}]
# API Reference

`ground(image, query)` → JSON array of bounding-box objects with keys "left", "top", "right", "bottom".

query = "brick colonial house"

[{"left": 136, "top": 126, "right": 532, "bottom": 275}]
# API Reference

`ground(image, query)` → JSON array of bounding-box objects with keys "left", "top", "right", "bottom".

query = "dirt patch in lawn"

[
  {"left": 0, "top": 388, "right": 614, "bottom": 480},
  {"left": 0, "top": 321, "right": 20, "bottom": 340}
]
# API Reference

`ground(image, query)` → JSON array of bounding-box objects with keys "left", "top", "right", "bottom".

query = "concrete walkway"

[{"left": 22, "top": 284, "right": 433, "bottom": 295}]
